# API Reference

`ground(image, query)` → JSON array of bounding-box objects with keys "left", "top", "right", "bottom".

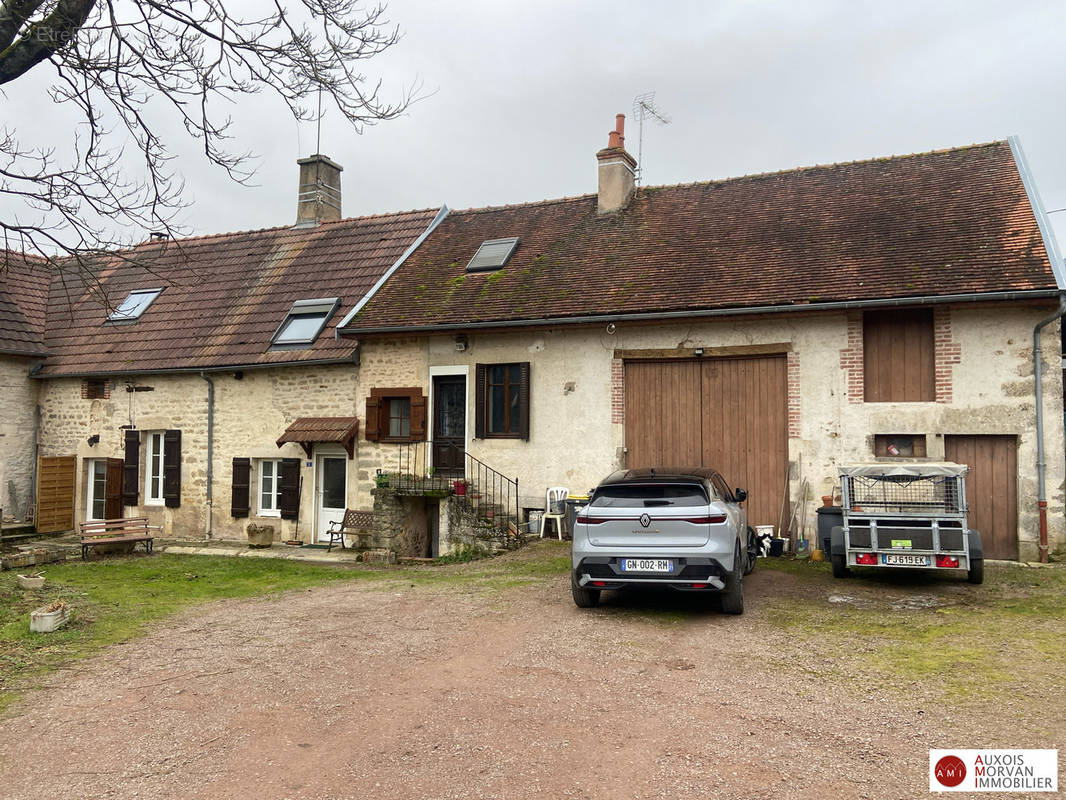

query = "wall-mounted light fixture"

[
  {"left": 87, "top": 434, "right": 100, "bottom": 446},
  {"left": 455, "top": 334, "right": 468, "bottom": 352},
  {"left": 694, "top": 348, "right": 705, "bottom": 357}
]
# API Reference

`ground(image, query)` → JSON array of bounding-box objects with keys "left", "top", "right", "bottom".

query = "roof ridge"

[{"left": 451, "top": 193, "right": 595, "bottom": 215}]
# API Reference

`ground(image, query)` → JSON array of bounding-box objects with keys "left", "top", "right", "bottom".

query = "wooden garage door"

[
  {"left": 624, "top": 356, "right": 788, "bottom": 528},
  {"left": 35, "top": 456, "right": 77, "bottom": 534},
  {"left": 944, "top": 435, "right": 1018, "bottom": 560}
]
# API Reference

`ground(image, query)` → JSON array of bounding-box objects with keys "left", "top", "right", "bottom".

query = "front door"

[
  {"left": 85, "top": 458, "right": 124, "bottom": 521},
  {"left": 315, "top": 453, "right": 347, "bottom": 544},
  {"left": 432, "top": 376, "right": 466, "bottom": 476}
]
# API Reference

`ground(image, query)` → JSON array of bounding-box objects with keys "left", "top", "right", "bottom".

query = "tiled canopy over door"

[
  {"left": 945, "top": 434, "right": 1018, "bottom": 560},
  {"left": 624, "top": 356, "right": 788, "bottom": 529}
]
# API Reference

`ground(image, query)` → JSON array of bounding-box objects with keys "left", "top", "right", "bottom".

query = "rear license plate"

[
  {"left": 620, "top": 558, "right": 673, "bottom": 573},
  {"left": 882, "top": 554, "right": 929, "bottom": 566}
]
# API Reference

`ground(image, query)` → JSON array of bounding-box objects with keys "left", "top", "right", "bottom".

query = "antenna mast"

[{"left": 632, "top": 92, "right": 671, "bottom": 186}]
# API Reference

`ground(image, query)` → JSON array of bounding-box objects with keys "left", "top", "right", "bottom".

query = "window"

[
  {"left": 145, "top": 431, "right": 165, "bottom": 504},
  {"left": 466, "top": 237, "right": 520, "bottom": 272},
  {"left": 388, "top": 397, "right": 411, "bottom": 438},
  {"left": 874, "top": 434, "right": 927, "bottom": 458},
  {"left": 259, "top": 459, "right": 282, "bottom": 516},
  {"left": 475, "top": 362, "right": 530, "bottom": 440},
  {"left": 364, "top": 388, "right": 426, "bottom": 442},
  {"left": 82, "top": 379, "right": 110, "bottom": 399},
  {"left": 863, "top": 309, "right": 934, "bottom": 402},
  {"left": 271, "top": 297, "right": 340, "bottom": 348},
  {"left": 108, "top": 288, "right": 162, "bottom": 322},
  {"left": 88, "top": 460, "right": 107, "bottom": 520}
]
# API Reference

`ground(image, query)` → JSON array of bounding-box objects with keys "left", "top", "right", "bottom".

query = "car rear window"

[{"left": 590, "top": 483, "right": 709, "bottom": 508}]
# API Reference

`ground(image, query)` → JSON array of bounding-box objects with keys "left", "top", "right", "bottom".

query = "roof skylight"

[
  {"left": 108, "top": 288, "right": 163, "bottom": 322},
  {"left": 270, "top": 297, "right": 340, "bottom": 348},
  {"left": 466, "top": 237, "right": 520, "bottom": 272}
]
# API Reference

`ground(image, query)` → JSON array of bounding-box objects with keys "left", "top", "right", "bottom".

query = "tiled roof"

[
  {"left": 38, "top": 209, "right": 439, "bottom": 376},
  {"left": 277, "top": 416, "right": 360, "bottom": 457},
  {"left": 0, "top": 251, "right": 53, "bottom": 356},
  {"left": 343, "top": 142, "right": 1057, "bottom": 333}
]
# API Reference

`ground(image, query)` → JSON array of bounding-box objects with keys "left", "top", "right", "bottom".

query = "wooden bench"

[
  {"left": 79, "top": 517, "right": 155, "bottom": 560},
  {"left": 325, "top": 509, "right": 374, "bottom": 552}
]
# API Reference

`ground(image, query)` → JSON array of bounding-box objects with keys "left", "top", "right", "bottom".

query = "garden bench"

[
  {"left": 79, "top": 517, "right": 155, "bottom": 560},
  {"left": 325, "top": 509, "right": 374, "bottom": 552}
]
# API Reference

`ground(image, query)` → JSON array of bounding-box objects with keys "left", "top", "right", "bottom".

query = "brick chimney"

[
  {"left": 596, "top": 114, "right": 637, "bottom": 214},
  {"left": 296, "top": 154, "right": 343, "bottom": 224}
]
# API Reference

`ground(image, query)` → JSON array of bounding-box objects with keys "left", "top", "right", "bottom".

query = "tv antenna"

[{"left": 632, "top": 92, "right": 671, "bottom": 186}]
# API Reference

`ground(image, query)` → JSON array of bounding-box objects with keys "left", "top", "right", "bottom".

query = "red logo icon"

[{"left": 934, "top": 755, "right": 967, "bottom": 787}]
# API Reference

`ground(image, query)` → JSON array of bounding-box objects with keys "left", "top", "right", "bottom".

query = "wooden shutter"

[
  {"left": 364, "top": 396, "right": 382, "bottom": 441},
  {"left": 122, "top": 429, "right": 140, "bottom": 506},
  {"left": 474, "top": 363, "right": 486, "bottom": 439},
  {"left": 278, "top": 457, "right": 301, "bottom": 520},
  {"left": 105, "top": 458, "right": 124, "bottom": 519},
  {"left": 231, "top": 457, "right": 251, "bottom": 517},
  {"left": 518, "top": 362, "right": 531, "bottom": 441},
  {"left": 163, "top": 429, "right": 182, "bottom": 508},
  {"left": 410, "top": 393, "right": 428, "bottom": 441},
  {"left": 35, "top": 456, "right": 76, "bottom": 533},
  {"left": 863, "top": 309, "right": 934, "bottom": 402}
]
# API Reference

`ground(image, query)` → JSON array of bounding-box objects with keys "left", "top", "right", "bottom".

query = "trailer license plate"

[
  {"left": 882, "top": 554, "right": 929, "bottom": 566},
  {"left": 620, "top": 559, "right": 672, "bottom": 573}
]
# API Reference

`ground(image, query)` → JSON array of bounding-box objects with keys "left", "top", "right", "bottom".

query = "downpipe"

[
  {"left": 1033, "top": 294, "right": 1066, "bottom": 563},
  {"left": 200, "top": 372, "right": 215, "bottom": 539}
]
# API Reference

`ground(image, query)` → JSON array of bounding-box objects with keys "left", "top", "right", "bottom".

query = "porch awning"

[{"left": 276, "top": 416, "right": 359, "bottom": 458}]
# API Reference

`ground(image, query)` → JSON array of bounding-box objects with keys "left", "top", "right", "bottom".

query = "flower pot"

[
  {"left": 453, "top": 481, "right": 467, "bottom": 496},
  {"left": 246, "top": 523, "right": 275, "bottom": 548},
  {"left": 30, "top": 606, "right": 70, "bottom": 633},
  {"left": 17, "top": 574, "right": 45, "bottom": 590},
  {"left": 821, "top": 495, "right": 834, "bottom": 507}
]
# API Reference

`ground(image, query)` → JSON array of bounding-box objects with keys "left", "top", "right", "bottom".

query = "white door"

[
  {"left": 315, "top": 453, "right": 348, "bottom": 544},
  {"left": 85, "top": 459, "right": 107, "bottom": 521}
]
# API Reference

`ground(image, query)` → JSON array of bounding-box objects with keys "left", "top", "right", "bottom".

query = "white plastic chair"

[{"left": 539, "top": 487, "right": 569, "bottom": 540}]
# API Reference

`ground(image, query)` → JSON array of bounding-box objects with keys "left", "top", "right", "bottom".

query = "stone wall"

[{"left": 0, "top": 356, "right": 40, "bottom": 521}]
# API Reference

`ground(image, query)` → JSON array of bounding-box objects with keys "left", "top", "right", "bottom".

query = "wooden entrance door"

[
  {"left": 624, "top": 356, "right": 788, "bottom": 528},
  {"left": 432, "top": 375, "right": 466, "bottom": 476},
  {"left": 36, "top": 456, "right": 76, "bottom": 533},
  {"left": 944, "top": 435, "right": 1018, "bottom": 560}
]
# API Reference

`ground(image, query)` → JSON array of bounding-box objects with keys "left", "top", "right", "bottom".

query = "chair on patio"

[{"left": 539, "top": 487, "right": 569, "bottom": 540}]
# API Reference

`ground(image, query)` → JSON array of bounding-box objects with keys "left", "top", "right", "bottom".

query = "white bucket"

[{"left": 755, "top": 524, "right": 775, "bottom": 538}]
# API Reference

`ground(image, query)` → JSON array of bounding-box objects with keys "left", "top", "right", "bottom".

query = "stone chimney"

[
  {"left": 296, "top": 154, "right": 343, "bottom": 224},
  {"left": 596, "top": 114, "right": 637, "bottom": 214}
]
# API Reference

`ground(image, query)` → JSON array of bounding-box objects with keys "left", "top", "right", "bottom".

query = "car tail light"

[
  {"left": 935, "top": 555, "right": 959, "bottom": 568},
  {"left": 691, "top": 583, "right": 707, "bottom": 589},
  {"left": 575, "top": 514, "right": 606, "bottom": 525},
  {"left": 855, "top": 552, "right": 877, "bottom": 565},
  {"left": 676, "top": 515, "right": 727, "bottom": 524},
  {"left": 592, "top": 581, "right": 607, "bottom": 587}
]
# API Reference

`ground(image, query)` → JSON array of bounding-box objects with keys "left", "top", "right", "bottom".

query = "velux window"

[
  {"left": 271, "top": 297, "right": 340, "bottom": 347},
  {"left": 466, "top": 237, "right": 519, "bottom": 272},
  {"left": 108, "top": 288, "right": 162, "bottom": 322}
]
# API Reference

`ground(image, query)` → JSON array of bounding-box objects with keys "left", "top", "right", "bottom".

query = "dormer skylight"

[
  {"left": 108, "top": 288, "right": 163, "bottom": 322},
  {"left": 271, "top": 297, "right": 340, "bottom": 348},
  {"left": 466, "top": 237, "right": 520, "bottom": 273}
]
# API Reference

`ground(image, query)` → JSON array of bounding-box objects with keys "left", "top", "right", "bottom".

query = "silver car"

[{"left": 570, "top": 468, "right": 756, "bottom": 614}]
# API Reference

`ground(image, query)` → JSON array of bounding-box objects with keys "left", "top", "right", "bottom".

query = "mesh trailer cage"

[{"left": 839, "top": 463, "right": 968, "bottom": 516}]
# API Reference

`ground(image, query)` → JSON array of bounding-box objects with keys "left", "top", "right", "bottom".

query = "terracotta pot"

[{"left": 822, "top": 495, "right": 834, "bottom": 507}]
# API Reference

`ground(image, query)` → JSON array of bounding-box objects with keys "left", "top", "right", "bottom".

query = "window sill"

[
  {"left": 482, "top": 433, "right": 524, "bottom": 440},
  {"left": 256, "top": 510, "right": 282, "bottom": 518},
  {"left": 144, "top": 500, "right": 165, "bottom": 507}
]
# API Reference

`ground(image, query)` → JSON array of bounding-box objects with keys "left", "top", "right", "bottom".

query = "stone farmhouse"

[{"left": 2, "top": 118, "right": 1063, "bottom": 561}]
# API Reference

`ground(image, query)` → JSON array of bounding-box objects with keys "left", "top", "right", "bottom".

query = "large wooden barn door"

[
  {"left": 944, "top": 435, "right": 1018, "bottom": 560},
  {"left": 35, "top": 456, "right": 77, "bottom": 533},
  {"left": 624, "top": 356, "right": 788, "bottom": 528}
]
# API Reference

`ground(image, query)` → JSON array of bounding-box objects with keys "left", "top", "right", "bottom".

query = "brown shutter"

[
  {"left": 163, "top": 429, "right": 181, "bottom": 508},
  {"left": 410, "top": 393, "right": 428, "bottom": 441},
  {"left": 122, "top": 429, "right": 140, "bottom": 506},
  {"left": 278, "top": 457, "right": 301, "bottom": 520},
  {"left": 519, "top": 362, "right": 531, "bottom": 441},
  {"left": 105, "top": 458, "right": 124, "bottom": 519},
  {"left": 474, "top": 363, "right": 486, "bottom": 439},
  {"left": 364, "top": 397, "right": 382, "bottom": 441},
  {"left": 231, "top": 457, "right": 251, "bottom": 517}
]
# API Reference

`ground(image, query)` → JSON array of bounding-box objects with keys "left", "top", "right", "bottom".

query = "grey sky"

[{"left": 4, "top": 0, "right": 1066, "bottom": 251}]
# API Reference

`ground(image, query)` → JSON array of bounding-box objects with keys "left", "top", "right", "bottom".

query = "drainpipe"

[
  {"left": 1033, "top": 294, "right": 1066, "bottom": 563},
  {"left": 200, "top": 372, "right": 215, "bottom": 539}
]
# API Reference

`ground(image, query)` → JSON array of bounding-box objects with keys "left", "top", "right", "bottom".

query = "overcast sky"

[{"left": 4, "top": 0, "right": 1066, "bottom": 254}]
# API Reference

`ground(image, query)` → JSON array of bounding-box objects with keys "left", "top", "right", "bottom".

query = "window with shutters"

[
  {"left": 142, "top": 429, "right": 181, "bottom": 507},
  {"left": 145, "top": 431, "right": 166, "bottom": 504},
  {"left": 258, "top": 459, "right": 282, "bottom": 516},
  {"left": 475, "top": 362, "right": 530, "bottom": 440},
  {"left": 863, "top": 309, "right": 934, "bottom": 402},
  {"left": 364, "top": 388, "right": 426, "bottom": 443}
]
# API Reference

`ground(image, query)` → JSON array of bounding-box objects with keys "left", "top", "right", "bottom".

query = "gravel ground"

[{"left": 0, "top": 544, "right": 1056, "bottom": 799}]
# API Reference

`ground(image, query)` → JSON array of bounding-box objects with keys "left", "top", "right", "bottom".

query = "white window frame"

[
  {"left": 258, "top": 459, "right": 283, "bottom": 517},
  {"left": 86, "top": 458, "right": 108, "bottom": 521},
  {"left": 145, "top": 431, "right": 166, "bottom": 505}
]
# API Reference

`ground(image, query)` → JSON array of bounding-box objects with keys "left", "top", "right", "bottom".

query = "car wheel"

[
  {"left": 720, "top": 544, "right": 744, "bottom": 615},
  {"left": 967, "top": 558, "right": 984, "bottom": 585},
  {"left": 744, "top": 526, "right": 758, "bottom": 575},
  {"left": 571, "top": 571, "right": 601, "bottom": 608},
  {"left": 831, "top": 553, "right": 850, "bottom": 579}
]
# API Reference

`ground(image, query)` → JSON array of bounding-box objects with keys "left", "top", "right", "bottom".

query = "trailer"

[{"left": 830, "top": 462, "right": 983, "bottom": 584}]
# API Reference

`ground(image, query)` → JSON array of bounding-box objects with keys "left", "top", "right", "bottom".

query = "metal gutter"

[
  {"left": 199, "top": 372, "right": 215, "bottom": 540},
  {"left": 0, "top": 348, "right": 50, "bottom": 358},
  {"left": 335, "top": 204, "right": 451, "bottom": 334},
  {"left": 1032, "top": 294, "right": 1066, "bottom": 563},
  {"left": 28, "top": 355, "right": 359, "bottom": 381},
  {"left": 337, "top": 289, "right": 1061, "bottom": 336},
  {"left": 1008, "top": 136, "right": 1065, "bottom": 290}
]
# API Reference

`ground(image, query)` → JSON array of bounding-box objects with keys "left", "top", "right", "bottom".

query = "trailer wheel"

[
  {"left": 967, "top": 558, "right": 984, "bottom": 585},
  {"left": 831, "top": 553, "right": 849, "bottom": 579}
]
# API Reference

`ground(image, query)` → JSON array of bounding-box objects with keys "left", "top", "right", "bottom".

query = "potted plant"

[
  {"left": 17, "top": 572, "right": 45, "bottom": 590},
  {"left": 453, "top": 478, "right": 468, "bottom": 496},
  {"left": 375, "top": 471, "right": 390, "bottom": 488},
  {"left": 30, "top": 599, "right": 70, "bottom": 633}
]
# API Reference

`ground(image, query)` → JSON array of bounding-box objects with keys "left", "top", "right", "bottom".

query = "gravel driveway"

[{"left": 0, "top": 543, "right": 1054, "bottom": 799}]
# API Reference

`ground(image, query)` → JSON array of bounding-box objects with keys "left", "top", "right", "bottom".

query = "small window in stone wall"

[
  {"left": 82, "top": 379, "right": 110, "bottom": 400},
  {"left": 874, "top": 434, "right": 927, "bottom": 458}
]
